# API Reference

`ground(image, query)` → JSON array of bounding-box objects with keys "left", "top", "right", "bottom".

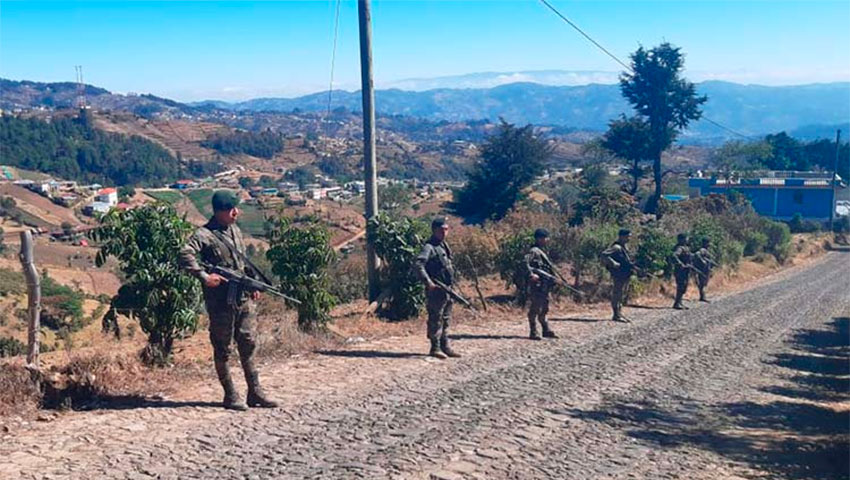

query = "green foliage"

[
  {"left": 266, "top": 217, "right": 336, "bottom": 332},
  {"left": 619, "top": 42, "right": 707, "bottom": 212},
  {"left": 570, "top": 185, "right": 638, "bottom": 227},
  {"left": 742, "top": 230, "right": 768, "bottom": 256},
  {"left": 0, "top": 336, "right": 26, "bottom": 358},
  {"left": 0, "top": 269, "right": 23, "bottom": 297},
  {"left": 378, "top": 182, "right": 414, "bottom": 215},
  {"left": 713, "top": 140, "right": 773, "bottom": 180},
  {"left": 92, "top": 203, "right": 202, "bottom": 364},
  {"left": 600, "top": 115, "right": 653, "bottom": 195},
  {"left": 145, "top": 190, "right": 183, "bottom": 205},
  {"left": 635, "top": 228, "right": 675, "bottom": 276},
  {"left": 0, "top": 114, "right": 183, "bottom": 186},
  {"left": 285, "top": 165, "right": 318, "bottom": 190},
  {"left": 40, "top": 274, "right": 85, "bottom": 332},
  {"left": 495, "top": 230, "right": 534, "bottom": 304},
  {"left": 368, "top": 212, "right": 430, "bottom": 320},
  {"left": 761, "top": 219, "right": 792, "bottom": 262},
  {"left": 788, "top": 213, "right": 821, "bottom": 233},
  {"left": 201, "top": 130, "right": 285, "bottom": 159},
  {"left": 567, "top": 224, "right": 619, "bottom": 286},
  {"left": 454, "top": 120, "right": 552, "bottom": 221},
  {"left": 327, "top": 256, "right": 368, "bottom": 304},
  {"left": 688, "top": 217, "right": 740, "bottom": 267}
]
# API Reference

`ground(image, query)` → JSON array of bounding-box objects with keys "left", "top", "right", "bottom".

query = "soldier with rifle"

[
  {"left": 600, "top": 229, "right": 635, "bottom": 323},
  {"left": 693, "top": 238, "right": 716, "bottom": 302},
  {"left": 415, "top": 217, "right": 462, "bottom": 359},
  {"left": 670, "top": 233, "right": 692, "bottom": 310},
  {"left": 525, "top": 228, "right": 559, "bottom": 340},
  {"left": 179, "top": 191, "right": 279, "bottom": 411}
]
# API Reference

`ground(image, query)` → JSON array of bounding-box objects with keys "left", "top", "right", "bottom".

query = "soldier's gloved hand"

[
  {"left": 530, "top": 274, "right": 540, "bottom": 283},
  {"left": 204, "top": 273, "right": 226, "bottom": 288},
  {"left": 251, "top": 291, "right": 261, "bottom": 301}
]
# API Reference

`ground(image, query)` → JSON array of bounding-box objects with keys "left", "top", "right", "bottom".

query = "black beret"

[
  {"left": 212, "top": 190, "right": 240, "bottom": 211},
  {"left": 534, "top": 228, "right": 549, "bottom": 238},
  {"left": 618, "top": 229, "right": 631, "bottom": 237},
  {"left": 431, "top": 217, "right": 448, "bottom": 229}
]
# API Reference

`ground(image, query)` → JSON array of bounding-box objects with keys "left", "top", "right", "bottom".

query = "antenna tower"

[{"left": 75, "top": 65, "right": 87, "bottom": 109}]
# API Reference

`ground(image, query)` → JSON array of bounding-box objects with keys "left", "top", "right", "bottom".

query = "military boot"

[
  {"left": 242, "top": 358, "right": 279, "bottom": 408},
  {"left": 528, "top": 318, "right": 541, "bottom": 340},
  {"left": 429, "top": 339, "right": 447, "bottom": 359},
  {"left": 540, "top": 319, "right": 558, "bottom": 339},
  {"left": 440, "top": 337, "right": 461, "bottom": 358},
  {"left": 215, "top": 360, "right": 247, "bottom": 411}
]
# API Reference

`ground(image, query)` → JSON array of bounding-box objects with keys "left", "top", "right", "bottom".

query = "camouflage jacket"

[
  {"left": 179, "top": 217, "right": 253, "bottom": 307},
  {"left": 526, "top": 246, "right": 555, "bottom": 290},
  {"left": 693, "top": 247, "right": 714, "bottom": 272},
  {"left": 601, "top": 241, "right": 634, "bottom": 280},
  {"left": 415, "top": 236, "right": 454, "bottom": 287},
  {"left": 670, "top": 244, "right": 692, "bottom": 275}
]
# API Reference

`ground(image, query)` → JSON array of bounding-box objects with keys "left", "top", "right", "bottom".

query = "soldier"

[
  {"left": 179, "top": 190, "right": 278, "bottom": 411},
  {"left": 415, "top": 217, "right": 461, "bottom": 360},
  {"left": 601, "top": 229, "right": 635, "bottom": 323},
  {"left": 525, "top": 228, "right": 559, "bottom": 340},
  {"left": 693, "top": 238, "right": 714, "bottom": 302},
  {"left": 670, "top": 233, "right": 692, "bottom": 310}
]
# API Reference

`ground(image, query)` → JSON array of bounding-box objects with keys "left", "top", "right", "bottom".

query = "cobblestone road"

[{"left": 3, "top": 252, "right": 848, "bottom": 479}]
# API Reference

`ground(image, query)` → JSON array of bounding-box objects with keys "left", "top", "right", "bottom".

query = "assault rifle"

[
  {"left": 202, "top": 263, "right": 302, "bottom": 306},
  {"left": 530, "top": 267, "right": 585, "bottom": 297},
  {"left": 432, "top": 279, "right": 477, "bottom": 311}
]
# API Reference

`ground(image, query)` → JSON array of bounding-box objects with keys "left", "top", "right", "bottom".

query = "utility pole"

[
  {"left": 830, "top": 129, "right": 841, "bottom": 232},
  {"left": 358, "top": 0, "right": 379, "bottom": 300}
]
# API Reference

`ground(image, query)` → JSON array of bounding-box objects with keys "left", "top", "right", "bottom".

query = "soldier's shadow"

[
  {"left": 71, "top": 396, "right": 221, "bottom": 411},
  {"left": 316, "top": 349, "right": 427, "bottom": 359},
  {"left": 449, "top": 333, "right": 526, "bottom": 340},
  {"left": 549, "top": 317, "right": 603, "bottom": 323}
]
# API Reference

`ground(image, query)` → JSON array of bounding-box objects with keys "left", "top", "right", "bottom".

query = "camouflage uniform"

[
  {"left": 415, "top": 236, "right": 457, "bottom": 356},
  {"left": 179, "top": 217, "right": 270, "bottom": 408},
  {"left": 670, "top": 243, "right": 692, "bottom": 309},
  {"left": 601, "top": 241, "right": 634, "bottom": 321},
  {"left": 525, "top": 246, "right": 557, "bottom": 338},
  {"left": 693, "top": 246, "right": 713, "bottom": 301}
]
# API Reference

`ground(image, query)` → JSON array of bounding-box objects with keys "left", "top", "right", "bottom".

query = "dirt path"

[{"left": 1, "top": 253, "right": 847, "bottom": 479}]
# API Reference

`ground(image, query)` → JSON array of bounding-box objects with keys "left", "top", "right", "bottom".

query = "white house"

[{"left": 95, "top": 187, "right": 118, "bottom": 206}]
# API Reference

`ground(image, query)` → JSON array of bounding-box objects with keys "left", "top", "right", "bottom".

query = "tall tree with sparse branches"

[
  {"left": 620, "top": 43, "right": 707, "bottom": 213},
  {"left": 600, "top": 115, "right": 654, "bottom": 195}
]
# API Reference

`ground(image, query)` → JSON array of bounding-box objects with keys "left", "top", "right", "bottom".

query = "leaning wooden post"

[{"left": 20, "top": 231, "right": 41, "bottom": 369}]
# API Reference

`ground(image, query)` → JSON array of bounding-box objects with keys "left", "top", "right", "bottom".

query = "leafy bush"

[
  {"left": 761, "top": 219, "right": 792, "bottom": 262},
  {"left": 495, "top": 230, "right": 534, "bottom": 304},
  {"left": 0, "top": 336, "right": 26, "bottom": 358},
  {"left": 267, "top": 217, "right": 337, "bottom": 332},
  {"left": 635, "top": 227, "right": 675, "bottom": 276},
  {"left": 689, "top": 216, "right": 740, "bottom": 267},
  {"left": 788, "top": 213, "right": 821, "bottom": 233},
  {"left": 451, "top": 225, "right": 500, "bottom": 279},
  {"left": 327, "top": 255, "right": 368, "bottom": 304},
  {"left": 40, "top": 274, "right": 85, "bottom": 332},
  {"left": 566, "top": 223, "right": 619, "bottom": 287},
  {"left": 743, "top": 230, "right": 768, "bottom": 256},
  {"left": 92, "top": 203, "right": 203, "bottom": 365},
  {"left": 570, "top": 188, "right": 638, "bottom": 227},
  {"left": 368, "top": 213, "right": 430, "bottom": 320},
  {"left": 0, "top": 269, "right": 25, "bottom": 297}
]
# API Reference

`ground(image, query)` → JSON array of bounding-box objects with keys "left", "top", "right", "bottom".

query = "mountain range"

[{"left": 2, "top": 77, "right": 848, "bottom": 143}]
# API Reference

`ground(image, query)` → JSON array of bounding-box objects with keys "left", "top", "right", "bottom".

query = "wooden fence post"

[{"left": 19, "top": 231, "right": 41, "bottom": 370}]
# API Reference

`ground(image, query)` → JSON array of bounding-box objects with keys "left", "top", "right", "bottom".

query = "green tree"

[
  {"left": 378, "top": 182, "right": 413, "bottom": 214},
  {"left": 368, "top": 213, "right": 430, "bottom": 320},
  {"left": 713, "top": 140, "right": 773, "bottom": 180},
  {"left": 266, "top": 217, "right": 336, "bottom": 332},
  {"left": 92, "top": 203, "right": 202, "bottom": 364},
  {"left": 620, "top": 43, "right": 707, "bottom": 213},
  {"left": 454, "top": 120, "right": 552, "bottom": 221},
  {"left": 495, "top": 230, "right": 534, "bottom": 305},
  {"left": 600, "top": 115, "right": 654, "bottom": 195}
]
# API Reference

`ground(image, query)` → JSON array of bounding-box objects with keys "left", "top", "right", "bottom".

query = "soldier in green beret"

[{"left": 179, "top": 190, "right": 278, "bottom": 410}]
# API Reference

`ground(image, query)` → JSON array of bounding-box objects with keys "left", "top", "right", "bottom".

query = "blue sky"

[{"left": 1, "top": 1, "right": 848, "bottom": 101}]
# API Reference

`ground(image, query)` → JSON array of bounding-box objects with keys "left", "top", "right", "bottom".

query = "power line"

[
  {"left": 537, "top": 0, "right": 753, "bottom": 140},
  {"left": 326, "top": 0, "right": 342, "bottom": 124}
]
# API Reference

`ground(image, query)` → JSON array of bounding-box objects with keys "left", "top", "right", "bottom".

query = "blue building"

[{"left": 688, "top": 172, "right": 844, "bottom": 222}]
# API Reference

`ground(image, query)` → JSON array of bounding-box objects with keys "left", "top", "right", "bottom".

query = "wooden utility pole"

[
  {"left": 358, "top": 0, "right": 379, "bottom": 300},
  {"left": 830, "top": 129, "right": 841, "bottom": 232},
  {"left": 19, "top": 231, "right": 41, "bottom": 369}
]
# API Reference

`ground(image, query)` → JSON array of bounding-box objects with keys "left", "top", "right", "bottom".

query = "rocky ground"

[{"left": 1, "top": 251, "right": 847, "bottom": 480}]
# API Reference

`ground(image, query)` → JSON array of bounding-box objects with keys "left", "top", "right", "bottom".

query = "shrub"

[
  {"left": 761, "top": 219, "right": 792, "bottom": 262},
  {"left": 566, "top": 223, "right": 619, "bottom": 287},
  {"left": 635, "top": 227, "right": 675, "bottom": 276},
  {"left": 0, "top": 336, "right": 26, "bottom": 358},
  {"left": 743, "top": 230, "right": 768, "bottom": 256},
  {"left": 92, "top": 203, "right": 203, "bottom": 365},
  {"left": 495, "top": 229, "right": 534, "bottom": 304},
  {"left": 368, "top": 213, "right": 430, "bottom": 320},
  {"left": 689, "top": 216, "right": 740, "bottom": 267},
  {"left": 0, "top": 268, "right": 25, "bottom": 297},
  {"left": 451, "top": 225, "right": 500, "bottom": 279},
  {"left": 267, "top": 217, "right": 337, "bottom": 332},
  {"left": 788, "top": 213, "right": 821, "bottom": 233},
  {"left": 327, "top": 255, "right": 368, "bottom": 303}
]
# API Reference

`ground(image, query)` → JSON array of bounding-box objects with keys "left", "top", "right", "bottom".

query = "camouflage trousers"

[
  {"left": 696, "top": 270, "right": 710, "bottom": 300},
  {"left": 527, "top": 287, "right": 552, "bottom": 334},
  {"left": 208, "top": 300, "right": 263, "bottom": 394},
  {"left": 426, "top": 290, "right": 453, "bottom": 342},
  {"left": 673, "top": 271, "right": 690, "bottom": 307},
  {"left": 611, "top": 277, "right": 628, "bottom": 320}
]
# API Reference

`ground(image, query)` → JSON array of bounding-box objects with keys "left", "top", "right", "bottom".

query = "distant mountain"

[
  {"left": 382, "top": 70, "right": 620, "bottom": 91},
  {"left": 201, "top": 81, "right": 850, "bottom": 141}
]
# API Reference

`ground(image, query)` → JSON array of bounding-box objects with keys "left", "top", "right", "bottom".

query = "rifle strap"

[{"left": 207, "top": 228, "right": 274, "bottom": 286}]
